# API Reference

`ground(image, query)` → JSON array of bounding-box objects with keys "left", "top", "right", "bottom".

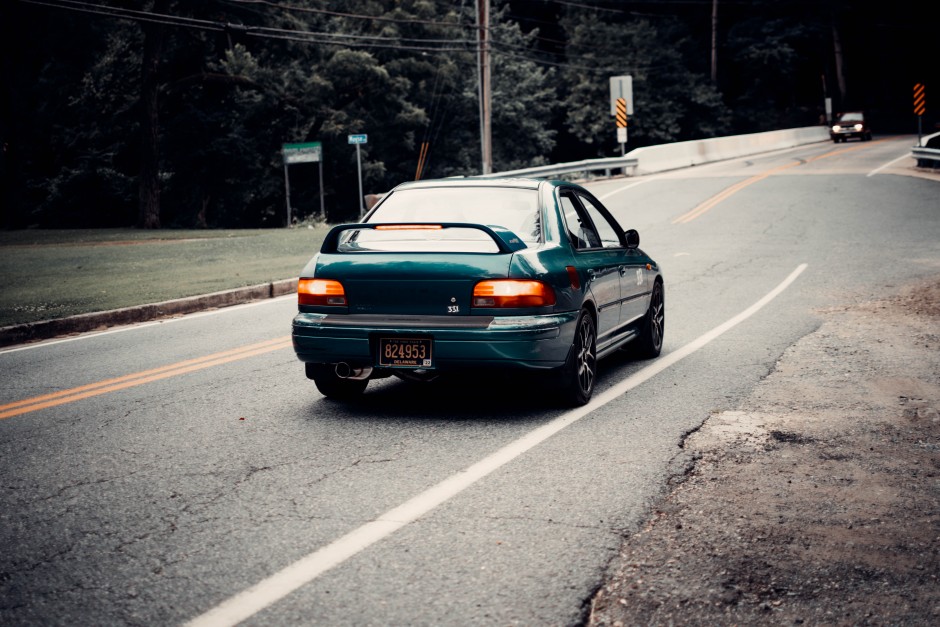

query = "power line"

[
  {"left": 222, "top": 0, "right": 477, "bottom": 31},
  {"left": 22, "top": 0, "right": 226, "bottom": 31},
  {"left": 17, "top": 0, "right": 479, "bottom": 52},
  {"left": 18, "top": 0, "right": 660, "bottom": 77}
]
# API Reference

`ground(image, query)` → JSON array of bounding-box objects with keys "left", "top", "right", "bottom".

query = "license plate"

[{"left": 378, "top": 337, "right": 433, "bottom": 368}]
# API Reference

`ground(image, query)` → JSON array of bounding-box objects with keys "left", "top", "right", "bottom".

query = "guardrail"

[
  {"left": 487, "top": 125, "right": 830, "bottom": 180},
  {"left": 912, "top": 147, "right": 940, "bottom": 167},
  {"left": 484, "top": 155, "right": 639, "bottom": 180},
  {"left": 912, "top": 132, "right": 940, "bottom": 168}
]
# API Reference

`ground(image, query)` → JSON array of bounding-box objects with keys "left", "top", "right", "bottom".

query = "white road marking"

[
  {"left": 597, "top": 179, "right": 652, "bottom": 200},
  {"left": 867, "top": 152, "right": 914, "bottom": 177},
  {"left": 185, "top": 263, "right": 809, "bottom": 627}
]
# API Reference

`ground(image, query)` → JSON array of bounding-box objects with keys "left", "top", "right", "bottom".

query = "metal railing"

[
  {"left": 481, "top": 155, "right": 638, "bottom": 180},
  {"left": 912, "top": 132, "right": 940, "bottom": 168},
  {"left": 912, "top": 147, "right": 940, "bottom": 168}
]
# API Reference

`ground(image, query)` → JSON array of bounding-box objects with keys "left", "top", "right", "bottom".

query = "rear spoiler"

[{"left": 320, "top": 222, "right": 529, "bottom": 254}]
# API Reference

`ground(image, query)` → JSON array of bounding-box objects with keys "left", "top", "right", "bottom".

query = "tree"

[
  {"left": 722, "top": 8, "right": 829, "bottom": 132},
  {"left": 558, "top": 6, "right": 730, "bottom": 154}
]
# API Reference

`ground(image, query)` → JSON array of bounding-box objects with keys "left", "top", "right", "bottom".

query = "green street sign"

[{"left": 282, "top": 142, "right": 322, "bottom": 164}]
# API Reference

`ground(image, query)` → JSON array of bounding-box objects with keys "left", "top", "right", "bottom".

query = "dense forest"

[{"left": 1, "top": 0, "right": 935, "bottom": 229}]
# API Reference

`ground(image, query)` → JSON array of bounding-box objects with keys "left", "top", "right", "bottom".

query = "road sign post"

[
  {"left": 914, "top": 83, "right": 926, "bottom": 146},
  {"left": 281, "top": 141, "right": 324, "bottom": 226},
  {"left": 348, "top": 134, "right": 368, "bottom": 217},
  {"left": 610, "top": 76, "right": 633, "bottom": 159}
]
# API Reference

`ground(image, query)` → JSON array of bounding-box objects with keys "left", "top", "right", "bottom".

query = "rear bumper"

[{"left": 292, "top": 311, "right": 579, "bottom": 371}]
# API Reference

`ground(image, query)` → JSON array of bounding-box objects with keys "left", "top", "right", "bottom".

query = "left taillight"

[
  {"left": 472, "top": 280, "right": 556, "bottom": 308},
  {"left": 298, "top": 278, "right": 347, "bottom": 306}
]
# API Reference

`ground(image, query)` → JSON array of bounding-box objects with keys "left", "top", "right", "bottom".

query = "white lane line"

[
  {"left": 597, "top": 179, "right": 652, "bottom": 201},
  {"left": 0, "top": 295, "right": 296, "bottom": 355},
  {"left": 867, "top": 152, "right": 913, "bottom": 177},
  {"left": 185, "top": 263, "right": 808, "bottom": 627}
]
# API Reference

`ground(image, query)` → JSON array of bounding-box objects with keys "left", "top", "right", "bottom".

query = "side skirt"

[{"left": 596, "top": 328, "right": 639, "bottom": 360}]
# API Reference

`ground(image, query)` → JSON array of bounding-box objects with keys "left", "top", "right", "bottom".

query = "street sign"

[
  {"left": 282, "top": 142, "right": 322, "bottom": 164},
  {"left": 914, "top": 83, "right": 926, "bottom": 116},
  {"left": 282, "top": 141, "right": 325, "bottom": 225},
  {"left": 609, "top": 75, "right": 633, "bottom": 116},
  {"left": 615, "top": 97, "right": 628, "bottom": 150},
  {"left": 615, "top": 98, "right": 627, "bottom": 128},
  {"left": 348, "top": 134, "right": 368, "bottom": 215}
]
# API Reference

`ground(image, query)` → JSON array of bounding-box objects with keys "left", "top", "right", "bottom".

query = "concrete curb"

[{"left": 0, "top": 278, "right": 298, "bottom": 349}]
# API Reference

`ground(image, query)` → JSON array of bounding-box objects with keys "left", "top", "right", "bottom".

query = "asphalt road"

[{"left": 1, "top": 136, "right": 937, "bottom": 626}]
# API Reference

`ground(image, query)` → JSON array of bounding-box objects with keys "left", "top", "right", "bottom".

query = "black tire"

[
  {"left": 634, "top": 280, "right": 664, "bottom": 359},
  {"left": 306, "top": 363, "right": 368, "bottom": 399},
  {"left": 554, "top": 310, "right": 597, "bottom": 406}
]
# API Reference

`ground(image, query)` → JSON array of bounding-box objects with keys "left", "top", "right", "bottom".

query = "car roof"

[{"left": 388, "top": 177, "right": 554, "bottom": 193}]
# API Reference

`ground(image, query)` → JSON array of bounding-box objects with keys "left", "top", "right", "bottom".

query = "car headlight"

[
  {"left": 854, "top": 123, "right": 863, "bottom": 131},
  {"left": 832, "top": 125, "right": 842, "bottom": 132}
]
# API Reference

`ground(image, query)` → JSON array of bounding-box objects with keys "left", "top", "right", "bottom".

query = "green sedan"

[{"left": 292, "top": 177, "right": 664, "bottom": 406}]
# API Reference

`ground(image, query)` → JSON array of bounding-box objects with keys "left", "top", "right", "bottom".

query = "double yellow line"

[
  {"left": 671, "top": 140, "right": 887, "bottom": 224},
  {"left": 0, "top": 336, "right": 293, "bottom": 420},
  {"left": 672, "top": 161, "right": 801, "bottom": 224}
]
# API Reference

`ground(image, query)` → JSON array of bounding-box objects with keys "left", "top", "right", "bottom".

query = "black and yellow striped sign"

[
  {"left": 615, "top": 97, "right": 627, "bottom": 128},
  {"left": 914, "top": 83, "right": 926, "bottom": 116}
]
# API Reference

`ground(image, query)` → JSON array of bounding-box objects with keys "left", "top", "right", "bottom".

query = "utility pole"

[
  {"left": 710, "top": 0, "right": 718, "bottom": 83},
  {"left": 831, "top": 15, "right": 846, "bottom": 106},
  {"left": 476, "top": 0, "right": 492, "bottom": 175}
]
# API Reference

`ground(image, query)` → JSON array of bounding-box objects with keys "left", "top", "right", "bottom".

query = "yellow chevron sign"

[
  {"left": 914, "top": 83, "right": 926, "bottom": 116},
  {"left": 615, "top": 98, "right": 627, "bottom": 128}
]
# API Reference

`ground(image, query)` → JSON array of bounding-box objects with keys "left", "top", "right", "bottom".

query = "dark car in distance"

[{"left": 830, "top": 111, "right": 872, "bottom": 142}]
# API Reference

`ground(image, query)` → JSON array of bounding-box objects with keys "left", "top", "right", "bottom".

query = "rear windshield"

[{"left": 338, "top": 186, "right": 540, "bottom": 253}]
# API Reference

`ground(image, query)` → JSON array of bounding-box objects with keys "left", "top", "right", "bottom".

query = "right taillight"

[{"left": 472, "top": 280, "right": 556, "bottom": 308}]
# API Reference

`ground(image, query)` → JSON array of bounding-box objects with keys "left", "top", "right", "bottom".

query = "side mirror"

[{"left": 625, "top": 229, "right": 640, "bottom": 249}]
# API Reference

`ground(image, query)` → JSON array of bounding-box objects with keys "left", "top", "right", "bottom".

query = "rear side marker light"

[
  {"left": 298, "top": 278, "right": 347, "bottom": 306},
  {"left": 566, "top": 266, "right": 580, "bottom": 290},
  {"left": 472, "top": 280, "right": 556, "bottom": 308}
]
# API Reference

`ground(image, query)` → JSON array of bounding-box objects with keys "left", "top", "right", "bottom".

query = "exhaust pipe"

[{"left": 334, "top": 363, "right": 373, "bottom": 381}]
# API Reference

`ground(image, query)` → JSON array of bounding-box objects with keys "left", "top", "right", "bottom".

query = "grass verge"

[{"left": 0, "top": 226, "right": 330, "bottom": 328}]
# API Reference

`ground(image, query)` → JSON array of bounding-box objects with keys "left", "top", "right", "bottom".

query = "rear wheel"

[
  {"left": 634, "top": 280, "right": 664, "bottom": 359},
  {"left": 306, "top": 363, "right": 368, "bottom": 399},
  {"left": 554, "top": 310, "right": 597, "bottom": 406}
]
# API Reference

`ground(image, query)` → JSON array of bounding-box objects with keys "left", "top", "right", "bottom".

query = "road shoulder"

[{"left": 588, "top": 276, "right": 940, "bottom": 625}]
